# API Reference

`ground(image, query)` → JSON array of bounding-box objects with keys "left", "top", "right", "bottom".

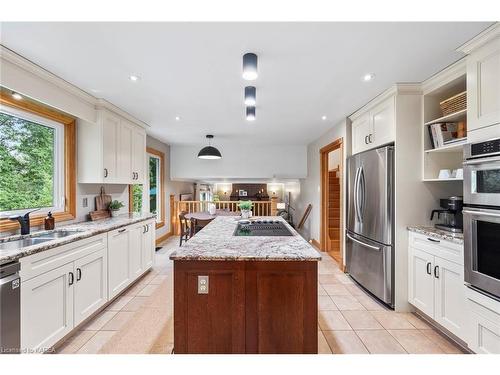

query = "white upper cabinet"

[
  {"left": 467, "top": 37, "right": 500, "bottom": 132},
  {"left": 78, "top": 108, "right": 147, "bottom": 184},
  {"left": 351, "top": 96, "right": 395, "bottom": 155}
]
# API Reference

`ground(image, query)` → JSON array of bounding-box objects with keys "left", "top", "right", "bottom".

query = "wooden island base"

[{"left": 173, "top": 260, "right": 318, "bottom": 354}]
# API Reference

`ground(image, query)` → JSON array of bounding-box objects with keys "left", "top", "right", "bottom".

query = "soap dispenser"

[{"left": 44, "top": 211, "right": 55, "bottom": 230}]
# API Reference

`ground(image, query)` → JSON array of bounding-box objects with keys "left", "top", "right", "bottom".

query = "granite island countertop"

[
  {"left": 407, "top": 225, "right": 464, "bottom": 245},
  {"left": 170, "top": 216, "right": 322, "bottom": 261},
  {"left": 0, "top": 213, "right": 156, "bottom": 265}
]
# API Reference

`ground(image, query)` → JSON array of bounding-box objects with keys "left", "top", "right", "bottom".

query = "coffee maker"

[{"left": 430, "top": 196, "right": 463, "bottom": 233}]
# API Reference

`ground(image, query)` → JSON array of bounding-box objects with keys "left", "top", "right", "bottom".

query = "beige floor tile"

[
  {"left": 323, "top": 284, "right": 351, "bottom": 296},
  {"left": 402, "top": 313, "right": 433, "bottom": 329},
  {"left": 76, "top": 331, "right": 116, "bottom": 354},
  {"left": 319, "top": 295, "right": 338, "bottom": 311},
  {"left": 331, "top": 295, "right": 366, "bottom": 311},
  {"left": 105, "top": 295, "right": 134, "bottom": 311},
  {"left": 323, "top": 330, "right": 369, "bottom": 354},
  {"left": 149, "top": 275, "right": 168, "bottom": 285},
  {"left": 80, "top": 311, "right": 117, "bottom": 331},
  {"left": 419, "top": 329, "right": 465, "bottom": 354},
  {"left": 344, "top": 284, "right": 366, "bottom": 296},
  {"left": 121, "top": 296, "right": 149, "bottom": 312},
  {"left": 355, "top": 294, "right": 387, "bottom": 311},
  {"left": 101, "top": 311, "right": 136, "bottom": 331},
  {"left": 318, "top": 331, "right": 333, "bottom": 354},
  {"left": 388, "top": 329, "right": 444, "bottom": 354},
  {"left": 136, "top": 284, "right": 160, "bottom": 297},
  {"left": 334, "top": 273, "right": 354, "bottom": 284},
  {"left": 318, "top": 284, "right": 328, "bottom": 296},
  {"left": 318, "top": 310, "right": 352, "bottom": 331},
  {"left": 341, "top": 311, "right": 383, "bottom": 330},
  {"left": 370, "top": 311, "right": 416, "bottom": 330},
  {"left": 319, "top": 274, "right": 341, "bottom": 284},
  {"left": 57, "top": 330, "right": 97, "bottom": 354},
  {"left": 355, "top": 330, "right": 406, "bottom": 354},
  {"left": 124, "top": 280, "right": 149, "bottom": 296}
]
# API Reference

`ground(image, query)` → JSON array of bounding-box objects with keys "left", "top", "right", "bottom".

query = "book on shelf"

[{"left": 428, "top": 122, "right": 466, "bottom": 149}]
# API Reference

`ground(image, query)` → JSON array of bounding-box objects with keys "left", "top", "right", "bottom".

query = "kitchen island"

[{"left": 169, "top": 216, "right": 321, "bottom": 354}]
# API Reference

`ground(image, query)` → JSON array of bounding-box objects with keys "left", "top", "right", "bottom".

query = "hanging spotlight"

[
  {"left": 246, "top": 106, "right": 256, "bottom": 122},
  {"left": 244, "top": 86, "right": 256, "bottom": 106},
  {"left": 242, "top": 53, "right": 258, "bottom": 80},
  {"left": 197, "top": 135, "right": 222, "bottom": 159}
]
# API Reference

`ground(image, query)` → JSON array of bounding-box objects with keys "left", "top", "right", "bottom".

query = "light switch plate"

[
  {"left": 198, "top": 275, "right": 209, "bottom": 294},
  {"left": 82, "top": 197, "right": 88, "bottom": 208}
]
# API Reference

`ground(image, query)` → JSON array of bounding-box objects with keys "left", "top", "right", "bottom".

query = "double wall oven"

[{"left": 463, "top": 137, "right": 500, "bottom": 301}]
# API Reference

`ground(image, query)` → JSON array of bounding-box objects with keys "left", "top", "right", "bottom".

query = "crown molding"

[
  {"left": 349, "top": 83, "right": 422, "bottom": 121},
  {"left": 456, "top": 22, "right": 500, "bottom": 54},
  {"left": 1, "top": 45, "right": 150, "bottom": 128},
  {"left": 421, "top": 58, "right": 466, "bottom": 95}
]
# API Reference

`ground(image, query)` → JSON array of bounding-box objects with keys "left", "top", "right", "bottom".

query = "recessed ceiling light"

[
  {"left": 246, "top": 106, "right": 256, "bottom": 121},
  {"left": 242, "top": 53, "right": 258, "bottom": 81},
  {"left": 363, "top": 73, "right": 375, "bottom": 82},
  {"left": 175, "top": 116, "right": 181, "bottom": 121},
  {"left": 244, "top": 86, "right": 256, "bottom": 106},
  {"left": 11, "top": 92, "right": 22, "bottom": 100},
  {"left": 129, "top": 75, "right": 140, "bottom": 82},
  {"left": 321, "top": 115, "right": 327, "bottom": 120}
]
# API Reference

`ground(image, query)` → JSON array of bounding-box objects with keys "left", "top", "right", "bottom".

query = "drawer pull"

[
  {"left": 427, "top": 237, "right": 440, "bottom": 243},
  {"left": 118, "top": 228, "right": 126, "bottom": 233},
  {"left": 426, "top": 262, "right": 432, "bottom": 275}
]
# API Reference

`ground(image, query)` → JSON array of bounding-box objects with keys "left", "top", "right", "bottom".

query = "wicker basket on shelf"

[{"left": 440, "top": 91, "right": 466, "bottom": 116}]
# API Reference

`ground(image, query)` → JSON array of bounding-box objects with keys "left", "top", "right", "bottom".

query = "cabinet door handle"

[
  {"left": 69, "top": 272, "right": 74, "bottom": 286},
  {"left": 427, "top": 237, "right": 440, "bottom": 243},
  {"left": 143, "top": 225, "right": 146, "bottom": 234},
  {"left": 368, "top": 134, "right": 373, "bottom": 143},
  {"left": 104, "top": 168, "right": 108, "bottom": 178},
  {"left": 364, "top": 135, "right": 368, "bottom": 144},
  {"left": 434, "top": 265, "right": 440, "bottom": 279},
  {"left": 135, "top": 172, "right": 138, "bottom": 180},
  {"left": 426, "top": 262, "right": 432, "bottom": 275},
  {"left": 118, "top": 228, "right": 126, "bottom": 233},
  {"left": 76, "top": 268, "right": 82, "bottom": 281},
  {"left": 146, "top": 225, "right": 149, "bottom": 233}
]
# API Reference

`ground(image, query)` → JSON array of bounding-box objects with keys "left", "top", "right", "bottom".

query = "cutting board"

[
  {"left": 95, "top": 186, "right": 112, "bottom": 211},
  {"left": 89, "top": 210, "right": 111, "bottom": 221}
]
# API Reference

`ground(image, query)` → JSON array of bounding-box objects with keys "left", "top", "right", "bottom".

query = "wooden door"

[
  {"left": 370, "top": 96, "right": 395, "bottom": 148},
  {"left": 351, "top": 113, "right": 372, "bottom": 155},
  {"left": 174, "top": 261, "right": 245, "bottom": 354},
  {"left": 245, "top": 261, "right": 318, "bottom": 354},
  {"left": 433, "top": 256, "right": 466, "bottom": 339},
  {"left": 408, "top": 247, "right": 434, "bottom": 317},
  {"left": 467, "top": 39, "right": 500, "bottom": 131},
  {"left": 101, "top": 111, "right": 120, "bottom": 183},
  {"left": 21, "top": 262, "right": 74, "bottom": 351},
  {"left": 107, "top": 228, "right": 131, "bottom": 299},
  {"left": 74, "top": 248, "right": 108, "bottom": 325}
]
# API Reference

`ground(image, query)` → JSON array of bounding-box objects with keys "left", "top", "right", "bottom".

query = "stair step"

[
  {"left": 329, "top": 218, "right": 340, "bottom": 227},
  {"left": 328, "top": 230, "right": 340, "bottom": 240},
  {"left": 328, "top": 208, "right": 340, "bottom": 216}
]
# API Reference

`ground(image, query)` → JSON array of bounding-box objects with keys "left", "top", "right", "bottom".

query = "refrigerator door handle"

[
  {"left": 346, "top": 232, "right": 381, "bottom": 251},
  {"left": 358, "top": 166, "right": 366, "bottom": 221},
  {"left": 353, "top": 167, "right": 361, "bottom": 223}
]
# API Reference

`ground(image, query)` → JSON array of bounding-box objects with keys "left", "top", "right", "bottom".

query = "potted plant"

[
  {"left": 108, "top": 200, "right": 124, "bottom": 217},
  {"left": 238, "top": 200, "right": 253, "bottom": 219}
]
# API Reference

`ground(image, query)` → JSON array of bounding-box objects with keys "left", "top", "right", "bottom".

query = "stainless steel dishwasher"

[{"left": 0, "top": 261, "right": 21, "bottom": 354}]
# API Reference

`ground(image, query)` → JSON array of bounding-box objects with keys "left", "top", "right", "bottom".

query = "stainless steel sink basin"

[{"left": 0, "top": 229, "right": 83, "bottom": 252}]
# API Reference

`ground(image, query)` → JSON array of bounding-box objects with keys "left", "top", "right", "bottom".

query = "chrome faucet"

[{"left": 9, "top": 208, "right": 40, "bottom": 235}]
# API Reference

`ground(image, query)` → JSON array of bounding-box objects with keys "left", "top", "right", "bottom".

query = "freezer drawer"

[{"left": 345, "top": 231, "right": 393, "bottom": 307}]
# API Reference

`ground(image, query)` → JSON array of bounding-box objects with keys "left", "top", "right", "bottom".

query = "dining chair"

[
  {"left": 191, "top": 218, "right": 213, "bottom": 236},
  {"left": 179, "top": 211, "right": 191, "bottom": 246}
]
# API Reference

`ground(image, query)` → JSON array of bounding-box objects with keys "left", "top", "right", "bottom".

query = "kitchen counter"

[
  {"left": 169, "top": 216, "right": 322, "bottom": 261},
  {"left": 407, "top": 225, "right": 464, "bottom": 244},
  {"left": 0, "top": 213, "right": 156, "bottom": 265}
]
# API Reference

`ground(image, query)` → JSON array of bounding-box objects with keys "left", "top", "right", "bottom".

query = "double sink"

[{"left": 0, "top": 230, "right": 83, "bottom": 251}]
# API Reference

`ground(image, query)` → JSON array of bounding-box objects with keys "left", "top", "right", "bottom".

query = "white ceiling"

[{"left": 0, "top": 22, "right": 492, "bottom": 147}]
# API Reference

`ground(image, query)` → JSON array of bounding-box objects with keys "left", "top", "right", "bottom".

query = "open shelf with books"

[{"left": 422, "top": 72, "right": 466, "bottom": 182}]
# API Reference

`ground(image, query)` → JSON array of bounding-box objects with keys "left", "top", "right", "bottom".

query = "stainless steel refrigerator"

[{"left": 346, "top": 145, "right": 394, "bottom": 307}]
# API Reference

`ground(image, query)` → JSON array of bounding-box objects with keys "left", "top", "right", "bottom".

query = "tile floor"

[{"left": 55, "top": 236, "right": 465, "bottom": 354}]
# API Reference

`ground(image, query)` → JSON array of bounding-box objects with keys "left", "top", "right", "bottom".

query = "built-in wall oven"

[{"left": 463, "top": 137, "right": 500, "bottom": 301}]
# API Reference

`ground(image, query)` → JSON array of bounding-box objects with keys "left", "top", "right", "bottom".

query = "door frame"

[{"left": 319, "top": 138, "right": 343, "bottom": 261}]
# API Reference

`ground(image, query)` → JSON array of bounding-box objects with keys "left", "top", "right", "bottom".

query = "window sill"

[
  {"left": 156, "top": 220, "right": 165, "bottom": 230},
  {"left": 0, "top": 211, "right": 75, "bottom": 232}
]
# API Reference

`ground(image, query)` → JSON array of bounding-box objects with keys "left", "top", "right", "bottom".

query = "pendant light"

[
  {"left": 242, "top": 53, "right": 258, "bottom": 80},
  {"left": 246, "top": 106, "right": 256, "bottom": 121},
  {"left": 244, "top": 86, "right": 256, "bottom": 106},
  {"left": 197, "top": 135, "right": 222, "bottom": 159}
]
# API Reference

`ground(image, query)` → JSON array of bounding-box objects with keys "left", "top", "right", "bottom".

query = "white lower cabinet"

[
  {"left": 21, "top": 262, "right": 74, "bottom": 351},
  {"left": 466, "top": 288, "right": 500, "bottom": 354},
  {"left": 408, "top": 232, "right": 466, "bottom": 341},
  {"left": 20, "top": 220, "right": 156, "bottom": 352}
]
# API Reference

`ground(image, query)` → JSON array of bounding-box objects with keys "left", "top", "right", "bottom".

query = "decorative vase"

[
  {"left": 110, "top": 210, "right": 119, "bottom": 217},
  {"left": 241, "top": 209, "right": 250, "bottom": 219}
]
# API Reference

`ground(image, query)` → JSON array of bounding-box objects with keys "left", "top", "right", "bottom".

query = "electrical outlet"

[
  {"left": 198, "top": 275, "right": 209, "bottom": 294},
  {"left": 82, "top": 198, "right": 88, "bottom": 208}
]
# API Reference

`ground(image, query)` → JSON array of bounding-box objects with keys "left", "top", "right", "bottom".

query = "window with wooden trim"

[{"left": 0, "top": 90, "right": 76, "bottom": 231}]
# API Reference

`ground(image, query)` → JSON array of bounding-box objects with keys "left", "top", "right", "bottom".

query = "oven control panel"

[{"left": 471, "top": 138, "right": 500, "bottom": 157}]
